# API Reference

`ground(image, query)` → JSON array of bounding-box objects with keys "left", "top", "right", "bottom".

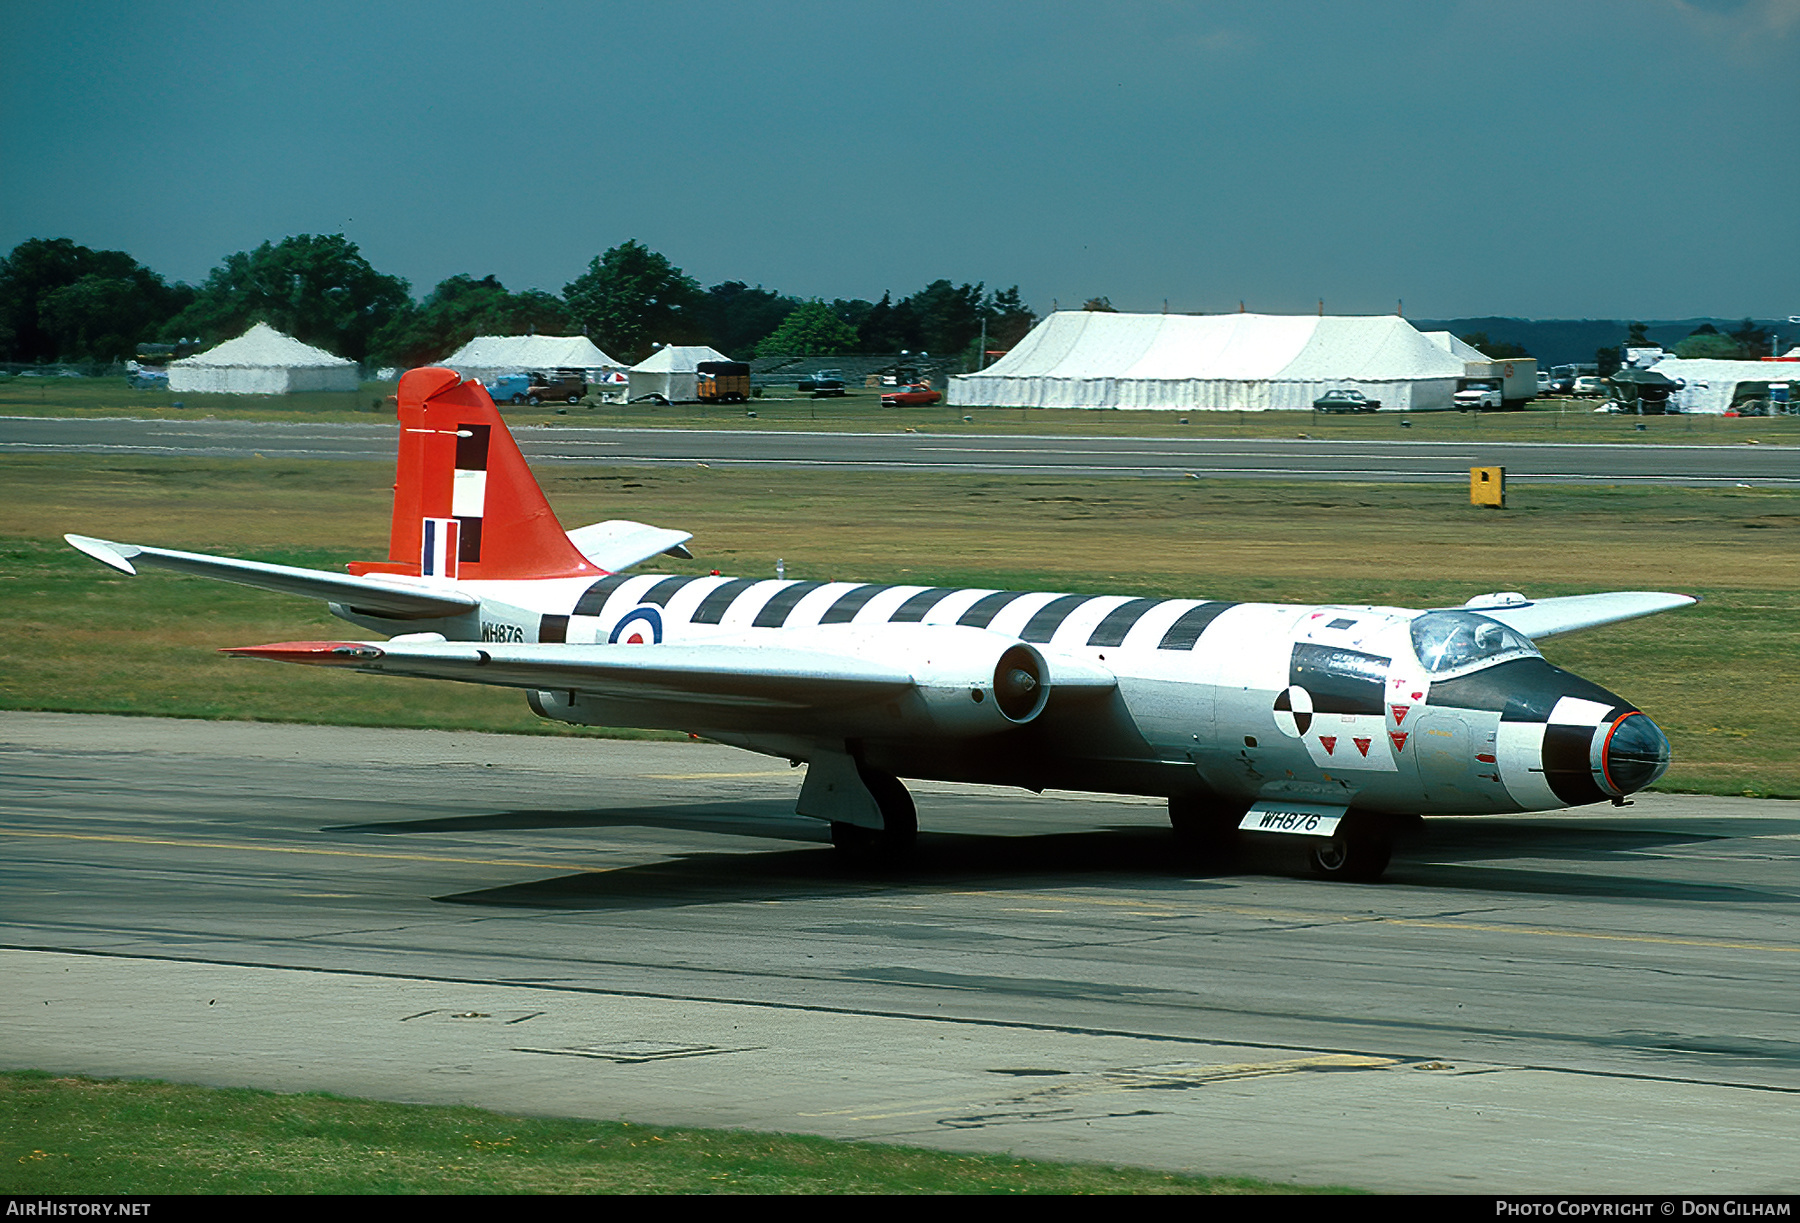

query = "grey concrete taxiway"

[
  {"left": 3, "top": 415, "right": 1797, "bottom": 485},
  {"left": 3, "top": 712, "right": 1798, "bottom": 1193}
]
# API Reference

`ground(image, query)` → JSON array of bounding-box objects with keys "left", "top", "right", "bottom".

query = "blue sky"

[{"left": 3, "top": 0, "right": 1795, "bottom": 318}]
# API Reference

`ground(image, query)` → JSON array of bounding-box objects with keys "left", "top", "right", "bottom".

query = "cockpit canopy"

[{"left": 1410, "top": 610, "right": 1539, "bottom": 676}]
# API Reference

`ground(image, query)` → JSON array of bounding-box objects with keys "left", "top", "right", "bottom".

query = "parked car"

[
  {"left": 881, "top": 383, "right": 943, "bottom": 406},
  {"left": 1312, "top": 389, "right": 1380, "bottom": 413},
  {"left": 484, "top": 371, "right": 587, "bottom": 405},
  {"left": 527, "top": 372, "right": 587, "bottom": 405},
  {"left": 1536, "top": 370, "right": 1552, "bottom": 396},
  {"left": 798, "top": 369, "right": 846, "bottom": 395},
  {"left": 484, "top": 373, "right": 532, "bottom": 404},
  {"left": 126, "top": 364, "right": 169, "bottom": 390},
  {"left": 1572, "top": 376, "right": 1608, "bottom": 398}
]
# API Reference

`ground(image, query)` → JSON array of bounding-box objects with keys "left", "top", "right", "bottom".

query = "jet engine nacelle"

[
  {"left": 526, "top": 624, "right": 1056, "bottom": 739},
  {"left": 838, "top": 623, "right": 1051, "bottom": 735}
]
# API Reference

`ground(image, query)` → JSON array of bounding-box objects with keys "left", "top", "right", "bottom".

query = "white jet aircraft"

[{"left": 66, "top": 366, "right": 1695, "bottom": 881}]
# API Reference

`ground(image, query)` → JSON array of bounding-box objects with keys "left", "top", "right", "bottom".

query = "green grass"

[
  {"left": 0, "top": 1072, "right": 1329, "bottom": 1194},
  {"left": 2, "top": 454, "right": 1795, "bottom": 796},
  {"left": 0, "top": 374, "right": 397, "bottom": 420},
  {"left": 3, "top": 372, "right": 1795, "bottom": 444}
]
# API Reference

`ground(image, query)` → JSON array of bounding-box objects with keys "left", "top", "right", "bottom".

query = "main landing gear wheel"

[
  {"left": 1307, "top": 829, "right": 1393, "bottom": 883},
  {"left": 830, "top": 767, "right": 917, "bottom": 864},
  {"left": 1167, "top": 795, "right": 1244, "bottom": 864}
]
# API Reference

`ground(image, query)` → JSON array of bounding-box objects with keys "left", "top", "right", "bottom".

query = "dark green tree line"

[
  {"left": 754, "top": 300, "right": 860, "bottom": 358},
  {"left": 699, "top": 282, "right": 799, "bottom": 359},
  {"left": 2, "top": 233, "right": 1044, "bottom": 368},
  {"left": 0, "top": 238, "right": 192, "bottom": 362},
  {"left": 1458, "top": 331, "right": 1533, "bottom": 359},
  {"left": 562, "top": 240, "right": 707, "bottom": 363},
  {"left": 165, "top": 233, "right": 411, "bottom": 363},
  {"left": 368, "top": 275, "right": 569, "bottom": 369}
]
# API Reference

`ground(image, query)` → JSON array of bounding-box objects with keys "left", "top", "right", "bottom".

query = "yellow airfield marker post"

[{"left": 1471, "top": 465, "right": 1505, "bottom": 508}]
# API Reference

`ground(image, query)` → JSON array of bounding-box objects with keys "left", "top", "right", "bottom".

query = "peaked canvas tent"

[
  {"left": 168, "top": 323, "right": 359, "bottom": 394},
  {"left": 628, "top": 345, "right": 730, "bottom": 403},
  {"left": 950, "top": 312, "right": 1467, "bottom": 411},
  {"left": 1422, "top": 331, "right": 1491, "bottom": 365},
  {"left": 441, "top": 335, "right": 622, "bottom": 382}
]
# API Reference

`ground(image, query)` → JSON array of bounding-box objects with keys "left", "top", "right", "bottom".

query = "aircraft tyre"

[
  {"left": 830, "top": 768, "right": 917, "bottom": 864},
  {"left": 1307, "top": 829, "right": 1392, "bottom": 882},
  {"left": 1167, "top": 795, "right": 1243, "bottom": 862}
]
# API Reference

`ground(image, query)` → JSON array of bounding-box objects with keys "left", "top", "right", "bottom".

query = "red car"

[{"left": 881, "top": 383, "right": 943, "bottom": 406}]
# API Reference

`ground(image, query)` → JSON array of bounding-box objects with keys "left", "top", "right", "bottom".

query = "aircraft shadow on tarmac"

[
  {"left": 333, "top": 804, "right": 1795, "bottom": 911},
  {"left": 431, "top": 823, "right": 1236, "bottom": 912},
  {"left": 328, "top": 800, "right": 819, "bottom": 844},
  {"left": 1391, "top": 821, "right": 1793, "bottom": 903}
]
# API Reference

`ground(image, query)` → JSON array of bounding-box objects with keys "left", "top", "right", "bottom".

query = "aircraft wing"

[
  {"left": 1467, "top": 591, "right": 1698, "bottom": 640},
  {"left": 64, "top": 534, "right": 478, "bottom": 620},
  {"left": 222, "top": 638, "right": 915, "bottom": 709},
  {"left": 222, "top": 632, "right": 1115, "bottom": 732}
]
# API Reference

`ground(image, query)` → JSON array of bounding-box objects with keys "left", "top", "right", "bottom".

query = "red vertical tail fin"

[{"left": 348, "top": 367, "right": 604, "bottom": 581}]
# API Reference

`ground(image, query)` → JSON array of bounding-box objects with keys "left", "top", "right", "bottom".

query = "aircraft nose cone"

[{"left": 1602, "top": 712, "right": 1671, "bottom": 795}]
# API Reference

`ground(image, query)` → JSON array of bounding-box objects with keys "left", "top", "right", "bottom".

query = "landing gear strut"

[
  {"left": 830, "top": 766, "right": 916, "bottom": 863},
  {"left": 1167, "top": 795, "right": 1246, "bottom": 863}
]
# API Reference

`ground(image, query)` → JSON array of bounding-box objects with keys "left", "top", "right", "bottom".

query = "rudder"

[{"left": 349, "top": 368, "right": 603, "bottom": 581}]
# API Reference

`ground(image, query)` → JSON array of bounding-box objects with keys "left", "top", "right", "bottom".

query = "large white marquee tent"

[
  {"left": 441, "top": 334, "right": 622, "bottom": 382},
  {"left": 1421, "top": 331, "right": 1491, "bottom": 366},
  {"left": 627, "top": 345, "right": 730, "bottom": 403},
  {"left": 1643, "top": 357, "right": 1799, "bottom": 414},
  {"left": 949, "top": 312, "right": 1468, "bottom": 411},
  {"left": 168, "top": 323, "right": 359, "bottom": 394}
]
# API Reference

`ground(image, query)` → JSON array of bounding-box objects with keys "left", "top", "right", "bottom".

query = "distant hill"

[{"left": 1409, "top": 318, "right": 1789, "bottom": 366}]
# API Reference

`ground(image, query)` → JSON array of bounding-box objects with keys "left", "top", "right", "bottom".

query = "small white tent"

[
  {"left": 950, "top": 312, "right": 1466, "bottom": 411},
  {"left": 1651, "top": 358, "right": 1800, "bottom": 414},
  {"left": 628, "top": 345, "right": 730, "bottom": 403},
  {"left": 168, "top": 323, "right": 359, "bottom": 394},
  {"left": 441, "top": 334, "right": 622, "bottom": 382}
]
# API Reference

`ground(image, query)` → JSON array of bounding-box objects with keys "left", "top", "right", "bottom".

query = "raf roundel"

[
  {"left": 608, "top": 605, "right": 663, "bottom": 645},
  {"left": 1273, "top": 685, "right": 1314, "bottom": 737}
]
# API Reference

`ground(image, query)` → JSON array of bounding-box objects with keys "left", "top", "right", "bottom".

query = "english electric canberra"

[{"left": 66, "top": 367, "right": 1693, "bottom": 880}]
